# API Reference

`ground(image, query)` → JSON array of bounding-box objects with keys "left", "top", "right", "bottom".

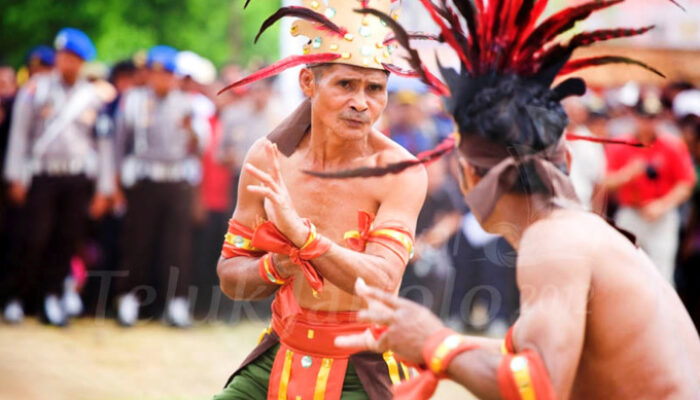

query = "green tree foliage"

[{"left": 0, "top": 0, "right": 281, "bottom": 69}]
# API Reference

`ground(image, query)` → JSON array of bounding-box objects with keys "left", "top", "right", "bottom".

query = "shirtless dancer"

[
  {"left": 214, "top": 1, "right": 428, "bottom": 399},
  {"left": 326, "top": 1, "right": 700, "bottom": 399}
]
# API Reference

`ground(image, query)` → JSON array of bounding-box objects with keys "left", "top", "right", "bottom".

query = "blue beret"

[
  {"left": 54, "top": 28, "right": 96, "bottom": 61},
  {"left": 27, "top": 45, "right": 55, "bottom": 67},
  {"left": 147, "top": 45, "right": 178, "bottom": 73}
]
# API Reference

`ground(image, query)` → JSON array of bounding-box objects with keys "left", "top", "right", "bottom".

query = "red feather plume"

[{"left": 218, "top": 53, "right": 341, "bottom": 95}]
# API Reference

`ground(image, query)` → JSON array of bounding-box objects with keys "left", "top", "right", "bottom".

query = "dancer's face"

[{"left": 300, "top": 64, "right": 388, "bottom": 140}]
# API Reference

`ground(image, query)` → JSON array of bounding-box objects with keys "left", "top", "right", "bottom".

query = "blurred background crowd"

[{"left": 0, "top": 0, "right": 699, "bottom": 338}]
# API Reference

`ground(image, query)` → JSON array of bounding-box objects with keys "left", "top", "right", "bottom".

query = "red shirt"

[
  {"left": 200, "top": 116, "right": 233, "bottom": 212},
  {"left": 606, "top": 133, "right": 696, "bottom": 207}
]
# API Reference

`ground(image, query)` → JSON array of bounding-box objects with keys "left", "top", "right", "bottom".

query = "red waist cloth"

[{"left": 267, "top": 288, "right": 371, "bottom": 400}]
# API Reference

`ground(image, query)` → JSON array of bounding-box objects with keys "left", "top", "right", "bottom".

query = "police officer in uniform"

[
  {"left": 3, "top": 28, "right": 116, "bottom": 326},
  {"left": 114, "top": 45, "right": 203, "bottom": 328}
]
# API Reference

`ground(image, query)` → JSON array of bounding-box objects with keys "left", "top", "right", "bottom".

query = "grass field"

[{"left": 0, "top": 318, "right": 474, "bottom": 400}]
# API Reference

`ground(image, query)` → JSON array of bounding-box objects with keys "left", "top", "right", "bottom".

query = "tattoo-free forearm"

[
  {"left": 312, "top": 243, "right": 401, "bottom": 294},
  {"left": 446, "top": 337, "right": 504, "bottom": 400},
  {"left": 216, "top": 256, "right": 278, "bottom": 300}
]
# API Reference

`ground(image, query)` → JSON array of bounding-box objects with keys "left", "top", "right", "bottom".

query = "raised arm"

[
  {"left": 244, "top": 140, "right": 428, "bottom": 294},
  {"left": 216, "top": 139, "right": 282, "bottom": 300},
  {"left": 447, "top": 235, "right": 590, "bottom": 399},
  {"left": 335, "top": 227, "right": 591, "bottom": 400}
]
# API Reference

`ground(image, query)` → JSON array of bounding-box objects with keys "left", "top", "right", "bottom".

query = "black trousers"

[
  {"left": 117, "top": 180, "right": 193, "bottom": 302},
  {"left": 15, "top": 174, "right": 93, "bottom": 303}
]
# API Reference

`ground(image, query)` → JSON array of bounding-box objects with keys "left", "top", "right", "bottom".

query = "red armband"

[
  {"left": 221, "top": 219, "right": 266, "bottom": 259},
  {"left": 344, "top": 211, "right": 415, "bottom": 264},
  {"left": 498, "top": 349, "right": 556, "bottom": 400},
  {"left": 252, "top": 219, "right": 331, "bottom": 295},
  {"left": 258, "top": 253, "right": 286, "bottom": 285},
  {"left": 392, "top": 328, "right": 478, "bottom": 400}
]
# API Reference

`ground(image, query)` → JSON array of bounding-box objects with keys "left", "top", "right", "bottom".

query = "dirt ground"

[{"left": 0, "top": 318, "right": 474, "bottom": 400}]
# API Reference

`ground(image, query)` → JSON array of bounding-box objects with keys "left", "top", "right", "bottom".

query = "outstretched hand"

[
  {"left": 245, "top": 140, "right": 308, "bottom": 246},
  {"left": 335, "top": 278, "right": 445, "bottom": 365}
]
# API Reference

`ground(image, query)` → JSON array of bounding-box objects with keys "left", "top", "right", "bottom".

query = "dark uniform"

[
  {"left": 2, "top": 28, "right": 114, "bottom": 325},
  {"left": 114, "top": 45, "right": 202, "bottom": 327}
]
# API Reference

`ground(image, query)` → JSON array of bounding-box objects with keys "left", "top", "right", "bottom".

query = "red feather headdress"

[{"left": 309, "top": 0, "right": 684, "bottom": 179}]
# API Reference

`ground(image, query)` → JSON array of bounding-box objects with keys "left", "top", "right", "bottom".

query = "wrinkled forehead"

[{"left": 316, "top": 63, "right": 389, "bottom": 83}]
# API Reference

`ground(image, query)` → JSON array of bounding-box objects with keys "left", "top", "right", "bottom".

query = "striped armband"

[
  {"left": 221, "top": 219, "right": 265, "bottom": 259},
  {"left": 497, "top": 349, "right": 556, "bottom": 400},
  {"left": 367, "top": 226, "right": 415, "bottom": 263},
  {"left": 258, "top": 253, "right": 286, "bottom": 285}
]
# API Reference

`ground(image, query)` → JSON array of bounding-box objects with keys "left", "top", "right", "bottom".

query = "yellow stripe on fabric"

[
  {"left": 263, "top": 255, "right": 284, "bottom": 285},
  {"left": 257, "top": 326, "right": 272, "bottom": 344},
  {"left": 343, "top": 230, "right": 361, "bottom": 241},
  {"left": 383, "top": 351, "right": 401, "bottom": 385},
  {"left": 313, "top": 358, "right": 333, "bottom": 400},
  {"left": 370, "top": 229, "right": 414, "bottom": 256},
  {"left": 279, "top": 349, "right": 294, "bottom": 400},
  {"left": 501, "top": 340, "right": 508, "bottom": 355},
  {"left": 224, "top": 233, "right": 260, "bottom": 251},
  {"left": 510, "top": 356, "right": 536, "bottom": 400},
  {"left": 400, "top": 362, "right": 411, "bottom": 381},
  {"left": 301, "top": 222, "right": 318, "bottom": 250}
]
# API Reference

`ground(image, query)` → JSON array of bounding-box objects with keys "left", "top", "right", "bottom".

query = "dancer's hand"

[
  {"left": 334, "top": 278, "right": 445, "bottom": 365},
  {"left": 245, "top": 140, "right": 308, "bottom": 247}
]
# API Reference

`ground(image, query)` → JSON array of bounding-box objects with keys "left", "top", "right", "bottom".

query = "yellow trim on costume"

[
  {"left": 370, "top": 229, "right": 415, "bottom": 259},
  {"left": 383, "top": 351, "right": 402, "bottom": 384},
  {"left": 501, "top": 340, "right": 509, "bottom": 355},
  {"left": 430, "top": 334, "right": 464, "bottom": 374},
  {"left": 343, "top": 230, "right": 362, "bottom": 241},
  {"left": 257, "top": 326, "right": 272, "bottom": 344},
  {"left": 263, "top": 254, "right": 285, "bottom": 285},
  {"left": 400, "top": 362, "right": 411, "bottom": 381},
  {"left": 510, "top": 355, "right": 536, "bottom": 400},
  {"left": 313, "top": 358, "right": 333, "bottom": 400},
  {"left": 224, "top": 233, "right": 260, "bottom": 252},
  {"left": 301, "top": 222, "right": 318, "bottom": 250},
  {"left": 278, "top": 349, "right": 294, "bottom": 400}
]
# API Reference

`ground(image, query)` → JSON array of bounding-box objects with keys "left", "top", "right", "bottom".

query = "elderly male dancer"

[
  {"left": 328, "top": 1, "right": 700, "bottom": 399},
  {"left": 214, "top": 1, "right": 428, "bottom": 399}
]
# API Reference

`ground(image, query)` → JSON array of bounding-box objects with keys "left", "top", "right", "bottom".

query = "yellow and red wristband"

[
  {"left": 221, "top": 219, "right": 265, "bottom": 259},
  {"left": 422, "top": 328, "right": 478, "bottom": 375},
  {"left": 258, "top": 253, "right": 286, "bottom": 286}
]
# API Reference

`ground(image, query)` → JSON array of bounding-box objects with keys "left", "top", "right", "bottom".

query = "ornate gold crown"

[
  {"left": 219, "top": 0, "right": 402, "bottom": 94},
  {"left": 293, "top": 0, "right": 400, "bottom": 70}
]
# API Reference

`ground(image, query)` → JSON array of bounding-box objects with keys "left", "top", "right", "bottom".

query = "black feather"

[{"left": 255, "top": 6, "right": 346, "bottom": 44}]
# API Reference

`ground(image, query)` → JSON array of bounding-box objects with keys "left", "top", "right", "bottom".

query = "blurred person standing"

[
  {"left": 387, "top": 90, "right": 434, "bottom": 154},
  {"left": 0, "top": 61, "right": 18, "bottom": 316},
  {"left": 604, "top": 94, "right": 697, "bottom": 285},
  {"left": 675, "top": 94, "right": 700, "bottom": 331},
  {"left": 2, "top": 28, "right": 116, "bottom": 326},
  {"left": 14, "top": 46, "right": 55, "bottom": 87},
  {"left": 219, "top": 77, "right": 282, "bottom": 177},
  {"left": 178, "top": 51, "right": 233, "bottom": 319},
  {"left": 564, "top": 97, "right": 607, "bottom": 212},
  {"left": 113, "top": 45, "right": 203, "bottom": 328},
  {"left": 401, "top": 157, "right": 463, "bottom": 316}
]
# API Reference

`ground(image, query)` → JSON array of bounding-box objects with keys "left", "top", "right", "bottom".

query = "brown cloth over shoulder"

[{"left": 267, "top": 99, "right": 312, "bottom": 157}]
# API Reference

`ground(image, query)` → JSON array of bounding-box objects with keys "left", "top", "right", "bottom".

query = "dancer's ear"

[
  {"left": 298, "top": 68, "right": 316, "bottom": 98},
  {"left": 457, "top": 156, "right": 481, "bottom": 196}
]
